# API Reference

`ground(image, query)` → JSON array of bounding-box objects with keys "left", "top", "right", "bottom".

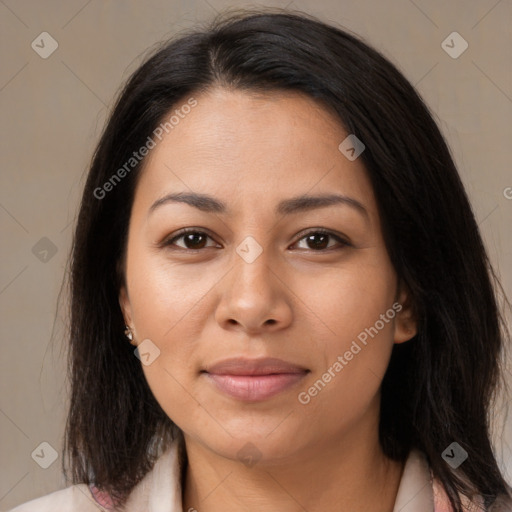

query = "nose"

[{"left": 214, "top": 247, "right": 293, "bottom": 334}]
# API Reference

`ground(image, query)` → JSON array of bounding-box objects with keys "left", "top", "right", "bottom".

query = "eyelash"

[{"left": 161, "top": 228, "right": 351, "bottom": 252}]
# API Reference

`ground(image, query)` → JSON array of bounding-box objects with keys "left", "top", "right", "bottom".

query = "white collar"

[{"left": 392, "top": 449, "right": 435, "bottom": 511}]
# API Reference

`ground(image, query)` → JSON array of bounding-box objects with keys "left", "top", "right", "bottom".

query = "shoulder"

[
  {"left": 7, "top": 437, "right": 184, "bottom": 512},
  {"left": 399, "top": 449, "right": 512, "bottom": 512},
  {"left": 7, "top": 484, "right": 110, "bottom": 512},
  {"left": 431, "top": 462, "right": 512, "bottom": 512}
]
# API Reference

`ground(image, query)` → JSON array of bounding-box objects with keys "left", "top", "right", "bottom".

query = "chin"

[{"left": 199, "top": 428, "right": 306, "bottom": 467}]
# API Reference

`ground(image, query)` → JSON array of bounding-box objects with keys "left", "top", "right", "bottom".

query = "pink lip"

[{"left": 202, "top": 357, "right": 309, "bottom": 402}]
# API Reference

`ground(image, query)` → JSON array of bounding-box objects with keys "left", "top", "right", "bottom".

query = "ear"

[
  {"left": 393, "top": 280, "right": 417, "bottom": 344},
  {"left": 119, "top": 285, "right": 134, "bottom": 329}
]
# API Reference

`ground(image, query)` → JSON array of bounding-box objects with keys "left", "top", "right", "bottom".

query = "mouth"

[{"left": 201, "top": 357, "right": 310, "bottom": 402}]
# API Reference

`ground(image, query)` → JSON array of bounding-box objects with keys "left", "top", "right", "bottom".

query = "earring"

[{"left": 124, "top": 325, "right": 134, "bottom": 343}]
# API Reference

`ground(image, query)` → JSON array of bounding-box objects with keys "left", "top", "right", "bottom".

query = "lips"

[
  {"left": 204, "top": 357, "right": 308, "bottom": 376},
  {"left": 202, "top": 357, "right": 309, "bottom": 401}
]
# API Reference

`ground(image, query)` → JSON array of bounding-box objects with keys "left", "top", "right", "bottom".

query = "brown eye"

[
  {"left": 162, "top": 228, "right": 350, "bottom": 253},
  {"left": 163, "top": 229, "right": 217, "bottom": 250},
  {"left": 294, "top": 230, "right": 350, "bottom": 251}
]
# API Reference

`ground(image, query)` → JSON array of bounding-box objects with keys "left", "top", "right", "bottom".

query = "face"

[{"left": 119, "top": 87, "right": 416, "bottom": 464}]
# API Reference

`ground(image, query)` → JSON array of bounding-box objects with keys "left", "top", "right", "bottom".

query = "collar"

[{"left": 392, "top": 449, "right": 436, "bottom": 511}]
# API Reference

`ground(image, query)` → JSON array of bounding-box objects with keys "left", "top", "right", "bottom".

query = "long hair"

[{"left": 63, "top": 9, "right": 512, "bottom": 511}]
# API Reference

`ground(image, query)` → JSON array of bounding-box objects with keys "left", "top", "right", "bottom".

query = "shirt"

[{"left": 6, "top": 438, "right": 495, "bottom": 512}]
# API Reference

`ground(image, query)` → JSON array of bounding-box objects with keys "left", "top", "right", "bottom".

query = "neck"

[{"left": 181, "top": 423, "right": 404, "bottom": 512}]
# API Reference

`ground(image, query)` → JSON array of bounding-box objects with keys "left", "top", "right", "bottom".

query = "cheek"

[
  {"left": 127, "top": 266, "right": 210, "bottom": 429},
  {"left": 141, "top": 363, "right": 208, "bottom": 436},
  {"left": 301, "top": 254, "right": 397, "bottom": 345},
  {"left": 127, "top": 250, "right": 216, "bottom": 344},
  {"left": 298, "top": 316, "right": 395, "bottom": 437},
  {"left": 124, "top": 258, "right": 205, "bottom": 398},
  {"left": 296, "top": 261, "right": 397, "bottom": 423}
]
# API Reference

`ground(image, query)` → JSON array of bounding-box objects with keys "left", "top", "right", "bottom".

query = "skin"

[{"left": 119, "top": 87, "right": 417, "bottom": 511}]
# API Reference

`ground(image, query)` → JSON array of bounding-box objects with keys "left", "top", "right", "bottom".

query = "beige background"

[{"left": 0, "top": 0, "right": 511, "bottom": 509}]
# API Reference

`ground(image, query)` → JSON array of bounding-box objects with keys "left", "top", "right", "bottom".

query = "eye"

[
  {"left": 161, "top": 228, "right": 350, "bottom": 252},
  {"left": 162, "top": 228, "right": 219, "bottom": 251},
  {"left": 292, "top": 229, "right": 350, "bottom": 251}
]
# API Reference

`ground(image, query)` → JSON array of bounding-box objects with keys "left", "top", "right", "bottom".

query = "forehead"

[{"left": 133, "top": 87, "right": 376, "bottom": 220}]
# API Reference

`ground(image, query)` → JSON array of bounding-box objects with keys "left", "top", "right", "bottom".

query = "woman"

[{"left": 10, "top": 9, "right": 512, "bottom": 512}]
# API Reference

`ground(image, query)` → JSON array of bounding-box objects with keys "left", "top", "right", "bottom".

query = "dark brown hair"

[{"left": 63, "top": 9, "right": 512, "bottom": 511}]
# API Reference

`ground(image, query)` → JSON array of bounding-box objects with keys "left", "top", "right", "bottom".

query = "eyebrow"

[{"left": 148, "top": 191, "right": 369, "bottom": 220}]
